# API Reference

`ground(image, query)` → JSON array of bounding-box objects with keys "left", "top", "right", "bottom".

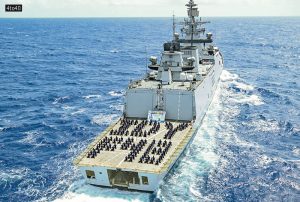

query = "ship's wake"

[
  {"left": 155, "top": 69, "right": 263, "bottom": 201},
  {"left": 53, "top": 179, "right": 148, "bottom": 202},
  {"left": 157, "top": 69, "right": 299, "bottom": 201}
]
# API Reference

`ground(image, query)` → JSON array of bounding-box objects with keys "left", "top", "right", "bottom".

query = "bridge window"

[{"left": 86, "top": 170, "right": 95, "bottom": 179}]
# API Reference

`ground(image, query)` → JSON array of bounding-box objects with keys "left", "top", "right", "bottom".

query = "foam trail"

[
  {"left": 110, "top": 49, "right": 119, "bottom": 53},
  {"left": 109, "top": 104, "right": 124, "bottom": 112},
  {"left": 0, "top": 168, "right": 30, "bottom": 192},
  {"left": 220, "top": 70, "right": 239, "bottom": 82},
  {"left": 82, "top": 95, "right": 102, "bottom": 99},
  {"left": 91, "top": 114, "right": 119, "bottom": 125},
  {"left": 229, "top": 94, "right": 264, "bottom": 106},
  {"left": 71, "top": 108, "right": 86, "bottom": 115},
  {"left": 54, "top": 180, "right": 149, "bottom": 202},
  {"left": 221, "top": 70, "right": 264, "bottom": 106},
  {"left": 231, "top": 80, "right": 254, "bottom": 91},
  {"left": 62, "top": 105, "right": 75, "bottom": 110},
  {"left": 157, "top": 69, "right": 266, "bottom": 201},
  {"left": 108, "top": 90, "right": 124, "bottom": 97},
  {"left": 52, "top": 96, "right": 70, "bottom": 105},
  {"left": 19, "top": 131, "right": 39, "bottom": 144},
  {"left": 0, "top": 168, "right": 29, "bottom": 182}
]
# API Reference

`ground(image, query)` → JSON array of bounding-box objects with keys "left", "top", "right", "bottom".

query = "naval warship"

[{"left": 74, "top": 0, "right": 223, "bottom": 192}]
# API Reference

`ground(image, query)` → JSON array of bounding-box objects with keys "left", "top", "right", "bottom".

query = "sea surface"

[{"left": 0, "top": 17, "right": 299, "bottom": 202}]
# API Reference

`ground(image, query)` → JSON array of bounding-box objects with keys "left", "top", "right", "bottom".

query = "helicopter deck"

[{"left": 74, "top": 118, "right": 193, "bottom": 174}]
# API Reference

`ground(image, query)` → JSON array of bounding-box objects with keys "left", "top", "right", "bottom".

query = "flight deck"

[{"left": 75, "top": 118, "right": 193, "bottom": 173}]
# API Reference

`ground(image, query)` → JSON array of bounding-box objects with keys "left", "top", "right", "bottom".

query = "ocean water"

[{"left": 0, "top": 17, "right": 299, "bottom": 202}]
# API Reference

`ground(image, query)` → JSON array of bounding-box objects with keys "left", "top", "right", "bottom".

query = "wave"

[
  {"left": 54, "top": 180, "right": 148, "bottom": 202},
  {"left": 60, "top": 105, "right": 87, "bottom": 116},
  {"left": 0, "top": 167, "right": 29, "bottom": 191},
  {"left": 192, "top": 70, "right": 300, "bottom": 201},
  {"left": 91, "top": 114, "right": 119, "bottom": 125},
  {"left": 249, "top": 118, "right": 280, "bottom": 133},
  {"left": 108, "top": 90, "right": 125, "bottom": 97},
  {"left": 0, "top": 168, "right": 29, "bottom": 182},
  {"left": 231, "top": 80, "right": 254, "bottom": 91},
  {"left": 109, "top": 49, "right": 119, "bottom": 53},
  {"left": 109, "top": 104, "right": 124, "bottom": 112},
  {"left": 221, "top": 70, "right": 255, "bottom": 92},
  {"left": 292, "top": 148, "right": 300, "bottom": 156},
  {"left": 62, "top": 105, "right": 75, "bottom": 110},
  {"left": 220, "top": 70, "right": 264, "bottom": 106},
  {"left": 229, "top": 94, "right": 264, "bottom": 106},
  {"left": 70, "top": 108, "right": 86, "bottom": 116},
  {"left": 52, "top": 96, "right": 70, "bottom": 105},
  {"left": 82, "top": 95, "right": 102, "bottom": 99},
  {"left": 220, "top": 70, "right": 239, "bottom": 82},
  {"left": 19, "top": 130, "right": 40, "bottom": 145},
  {"left": 257, "top": 87, "right": 281, "bottom": 99}
]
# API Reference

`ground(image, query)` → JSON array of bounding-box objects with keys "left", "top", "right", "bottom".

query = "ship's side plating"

[
  {"left": 75, "top": 0, "right": 223, "bottom": 192},
  {"left": 194, "top": 52, "right": 223, "bottom": 126},
  {"left": 78, "top": 166, "right": 162, "bottom": 192}
]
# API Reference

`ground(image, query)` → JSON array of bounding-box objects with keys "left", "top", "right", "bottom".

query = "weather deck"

[{"left": 75, "top": 118, "right": 194, "bottom": 174}]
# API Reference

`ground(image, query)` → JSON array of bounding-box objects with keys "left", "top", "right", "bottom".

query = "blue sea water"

[{"left": 0, "top": 17, "right": 299, "bottom": 202}]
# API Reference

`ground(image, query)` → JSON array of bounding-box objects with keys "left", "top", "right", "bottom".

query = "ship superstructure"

[{"left": 74, "top": 0, "right": 223, "bottom": 192}]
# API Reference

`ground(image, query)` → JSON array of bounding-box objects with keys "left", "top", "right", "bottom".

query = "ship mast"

[
  {"left": 186, "top": 0, "right": 198, "bottom": 46},
  {"left": 180, "top": 0, "right": 210, "bottom": 44}
]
